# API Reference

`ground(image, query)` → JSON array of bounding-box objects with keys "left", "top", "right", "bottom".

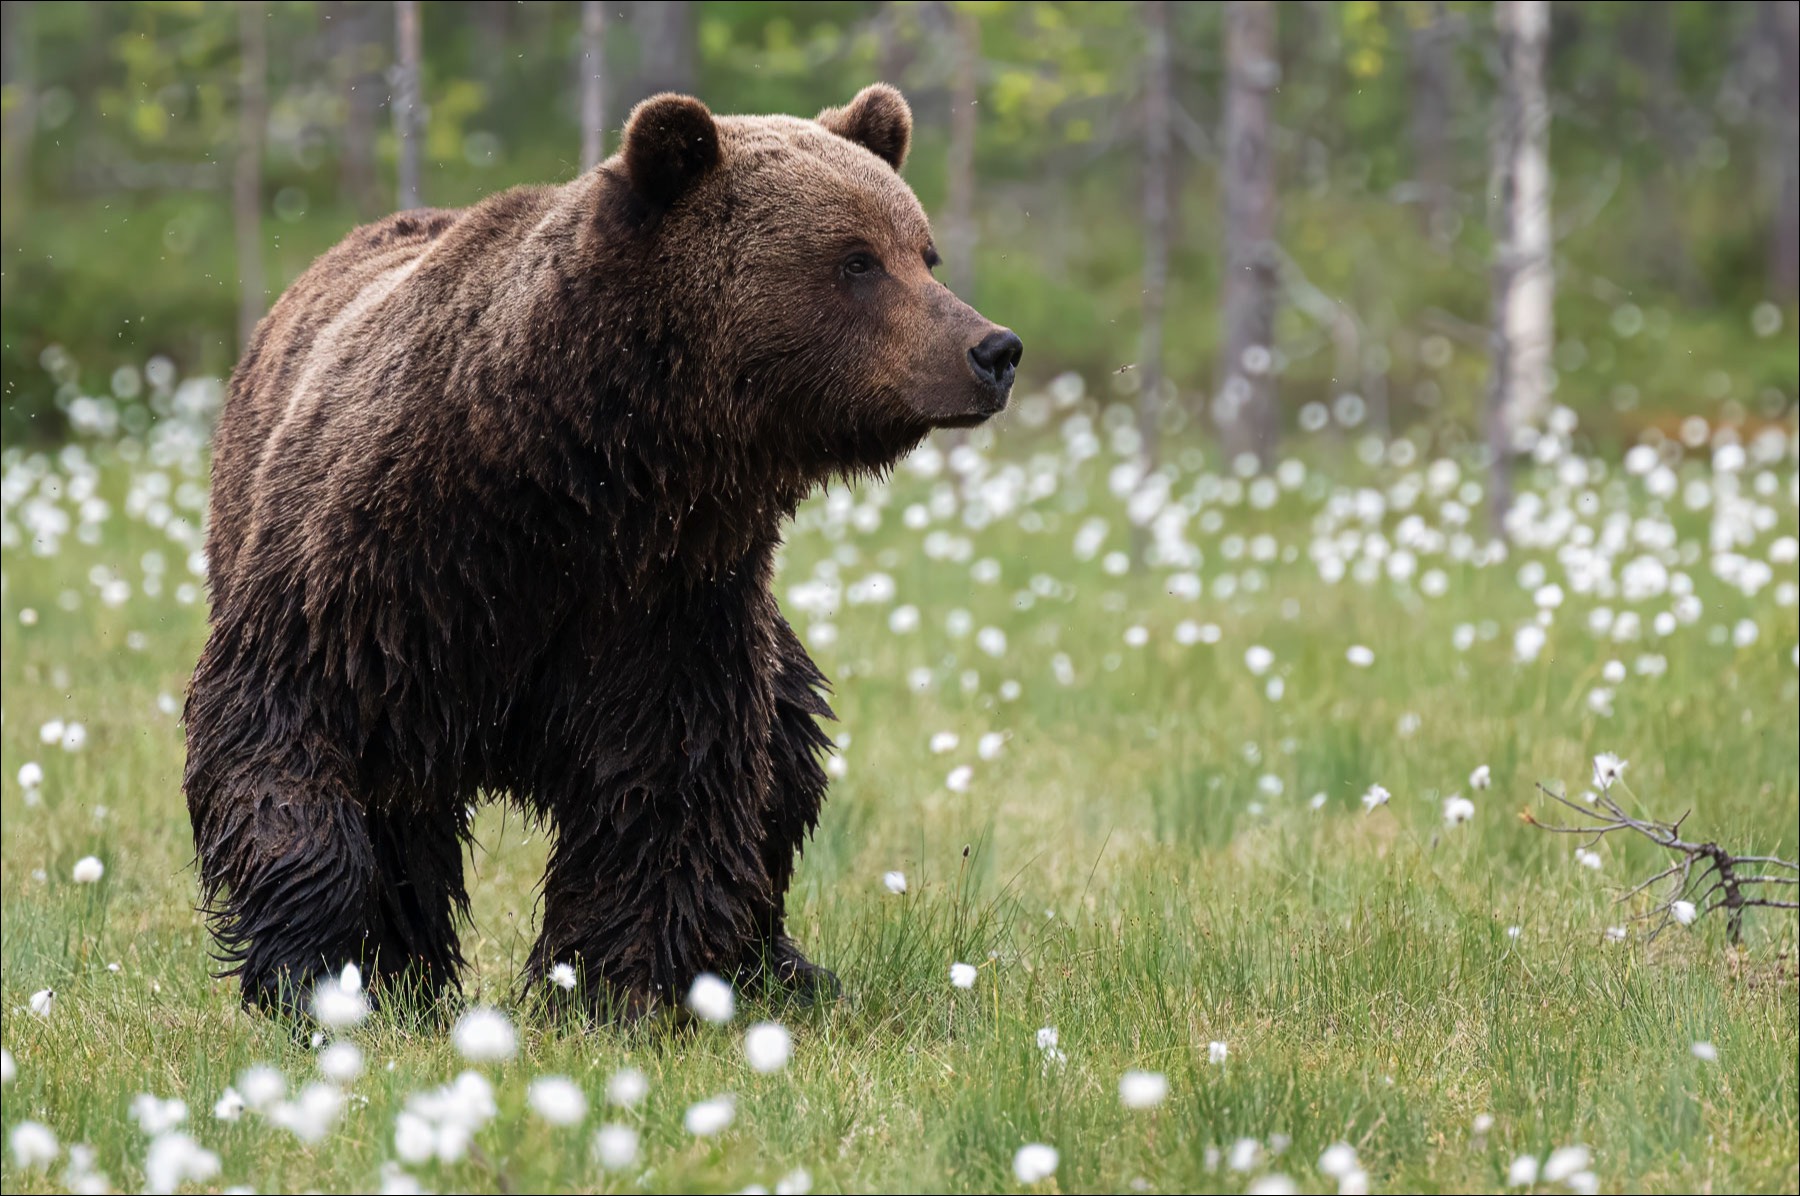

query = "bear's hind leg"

[{"left": 365, "top": 802, "right": 470, "bottom": 1010}]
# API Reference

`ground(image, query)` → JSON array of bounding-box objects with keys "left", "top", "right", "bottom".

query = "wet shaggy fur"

[{"left": 183, "top": 85, "right": 1019, "bottom": 1017}]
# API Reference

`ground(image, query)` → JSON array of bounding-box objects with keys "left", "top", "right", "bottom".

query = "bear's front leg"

[
  {"left": 524, "top": 598, "right": 781, "bottom": 1020},
  {"left": 735, "top": 616, "right": 841, "bottom": 1004}
]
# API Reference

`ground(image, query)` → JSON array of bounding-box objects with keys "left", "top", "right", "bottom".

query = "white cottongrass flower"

[
  {"left": 311, "top": 972, "right": 370, "bottom": 1029},
  {"left": 1604, "top": 925, "right": 1628, "bottom": 943},
  {"left": 1691, "top": 1040, "right": 1718, "bottom": 1062},
  {"left": 946, "top": 765, "right": 974, "bottom": 792},
  {"left": 1470, "top": 764, "right": 1492, "bottom": 790},
  {"left": 378, "top": 1163, "right": 428, "bottom": 1196},
  {"left": 212, "top": 1088, "right": 246, "bottom": 1122},
  {"left": 270, "top": 1081, "right": 346, "bottom": 1143},
  {"left": 17, "top": 761, "right": 43, "bottom": 789},
  {"left": 28, "top": 988, "right": 54, "bottom": 1017},
  {"left": 71, "top": 856, "right": 105, "bottom": 883},
  {"left": 1592, "top": 753, "right": 1628, "bottom": 791},
  {"left": 236, "top": 1065, "right": 286, "bottom": 1112},
  {"left": 1118, "top": 1069, "right": 1168, "bottom": 1109},
  {"left": 527, "top": 1075, "right": 588, "bottom": 1126},
  {"left": 977, "top": 731, "right": 1008, "bottom": 760},
  {"left": 143, "top": 1132, "right": 220, "bottom": 1194},
  {"left": 1442, "top": 795, "right": 1476, "bottom": 827},
  {"left": 776, "top": 1166, "right": 814, "bottom": 1194},
  {"left": 1035, "top": 1026, "right": 1067, "bottom": 1068},
  {"left": 605, "top": 1066, "right": 648, "bottom": 1108},
  {"left": 1473, "top": 1113, "right": 1496, "bottom": 1135},
  {"left": 1346, "top": 645, "right": 1375, "bottom": 667},
  {"left": 130, "top": 1093, "right": 188, "bottom": 1135},
  {"left": 1226, "top": 1136, "right": 1261, "bottom": 1171},
  {"left": 0, "top": 1048, "right": 14, "bottom": 1085},
  {"left": 547, "top": 962, "right": 578, "bottom": 990},
  {"left": 394, "top": 1071, "right": 497, "bottom": 1165},
  {"left": 882, "top": 870, "right": 908, "bottom": 894},
  {"left": 683, "top": 1094, "right": 735, "bottom": 1137},
  {"left": 1245, "top": 645, "right": 1275, "bottom": 675},
  {"left": 686, "top": 972, "right": 735, "bottom": 1024},
  {"left": 929, "top": 731, "right": 960, "bottom": 754},
  {"left": 316, "top": 1041, "right": 363, "bottom": 1084},
  {"left": 950, "top": 962, "right": 978, "bottom": 989},
  {"left": 1507, "top": 1154, "right": 1540, "bottom": 1186},
  {"left": 1318, "top": 1142, "right": 1360, "bottom": 1178},
  {"left": 1361, "top": 784, "right": 1390, "bottom": 813},
  {"left": 1247, "top": 1176, "right": 1299, "bottom": 1196},
  {"left": 1012, "top": 1143, "right": 1059, "bottom": 1184},
  {"left": 744, "top": 1021, "right": 793, "bottom": 1073},
  {"left": 452, "top": 1006, "right": 517, "bottom": 1062},
  {"left": 1542, "top": 1145, "right": 1591, "bottom": 1183},
  {"left": 592, "top": 1123, "right": 639, "bottom": 1170},
  {"left": 1208, "top": 1040, "right": 1230, "bottom": 1064},
  {"left": 9, "top": 1121, "right": 57, "bottom": 1170},
  {"left": 1575, "top": 848, "right": 1603, "bottom": 871},
  {"left": 1671, "top": 900, "right": 1697, "bottom": 925}
]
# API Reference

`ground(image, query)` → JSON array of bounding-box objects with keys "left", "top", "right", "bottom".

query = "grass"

[{"left": 0, "top": 391, "right": 1796, "bottom": 1193}]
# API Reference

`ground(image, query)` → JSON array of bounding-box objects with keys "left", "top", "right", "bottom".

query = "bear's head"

[{"left": 606, "top": 85, "right": 1021, "bottom": 479}]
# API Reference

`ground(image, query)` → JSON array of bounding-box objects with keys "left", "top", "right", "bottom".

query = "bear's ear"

[
  {"left": 621, "top": 93, "right": 720, "bottom": 209},
  {"left": 817, "top": 83, "right": 912, "bottom": 171}
]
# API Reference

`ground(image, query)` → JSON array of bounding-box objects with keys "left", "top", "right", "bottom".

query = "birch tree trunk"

[
  {"left": 945, "top": 1, "right": 980, "bottom": 301},
  {"left": 1766, "top": 0, "right": 1800, "bottom": 299},
  {"left": 328, "top": 0, "right": 382, "bottom": 219},
  {"left": 634, "top": 1, "right": 696, "bottom": 102},
  {"left": 1218, "top": 0, "right": 1279, "bottom": 470},
  {"left": 581, "top": 0, "right": 608, "bottom": 170},
  {"left": 1138, "top": 0, "right": 1173, "bottom": 470},
  {"left": 1, "top": 0, "right": 35, "bottom": 216},
  {"left": 393, "top": 0, "right": 423, "bottom": 211},
  {"left": 235, "top": 2, "right": 268, "bottom": 350},
  {"left": 1485, "top": 0, "right": 1554, "bottom": 537},
  {"left": 1408, "top": 0, "right": 1456, "bottom": 241}
]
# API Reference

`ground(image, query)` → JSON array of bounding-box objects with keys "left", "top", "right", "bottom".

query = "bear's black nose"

[{"left": 968, "top": 329, "right": 1024, "bottom": 390}]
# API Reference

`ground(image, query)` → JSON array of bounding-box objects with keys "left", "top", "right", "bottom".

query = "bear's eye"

[
  {"left": 923, "top": 246, "right": 941, "bottom": 270},
  {"left": 841, "top": 252, "right": 879, "bottom": 278}
]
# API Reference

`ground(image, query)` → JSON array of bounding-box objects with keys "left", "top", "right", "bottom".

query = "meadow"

[{"left": 1, "top": 367, "right": 1796, "bottom": 1193}]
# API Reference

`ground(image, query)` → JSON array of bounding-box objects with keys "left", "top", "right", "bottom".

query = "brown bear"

[{"left": 182, "top": 84, "right": 1020, "bottom": 1019}]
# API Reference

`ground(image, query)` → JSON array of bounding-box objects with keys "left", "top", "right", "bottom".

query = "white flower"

[
  {"left": 1346, "top": 645, "right": 1375, "bottom": 667},
  {"left": 548, "top": 962, "right": 578, "bottom": 990},
  {"left": 929, "top": 731, "right": 960, "bottom": 754},
  {"left": 1013, "top": 1143, "right": 1059, "bottom": 1184},
  {"left": 236, "top": 1065, "right": 286, "bottom": 1112},
  {"left": 776, "top": 1166, "right": 814, "bottom": 1195},
  {"left": 1245, "top": 645, "right": 1275, "bottom": 675},
  {"left": 1361, "top": 784, "right": 1390, "bottom": 813},
  {"left": 452, "top": 1007, "right": 517, "bottom": 1062},
  {"left": 744, "top": 1021, "right": 793, "bottom": 1073},
  {"left": 1208, "top": 1040, "right": 1229, "bottom": 1065},
  {"left": 319, "top": 1041, "right": 364, "bottom": 1084},
  {"left": 311, "top": 973, "right": 369, "bottom": 1029},
  {"left": 1442, "top": 795, "right": 1476, "bottom": 827},
  {"left": 60, "top": 723, "right": 87, "bottom": 752},
  {"left": 379, "top": 1162, "right": 428, "bottom": 1196},
  {"left": 946, "top": 765, "right": 974, "bottom": 792},
  {"left": 1514, "top": 623, "right": 1547, "bottom": 663},
  {"left": 8, "top": 1121, "right": 57, "bottom": 1170},
  {"left": 978, "top": 731, "right": 1008, "bottom": 760},
  {"left": 1227, "top": 1136, "right": 1261, "bottom": 1171},
  {"left": 1565, "top": 1172, "right": 1599, "bottom": 1195},
  {"left": 28, "top": 988, "right": 54, "bottom": 1017},
  {"left": 683, "top": 1094, "right": 735, "bottom": 1137},
  {"left": 1671, "top": 900, "right": 1697, "bottom": 925},
  {"left": 17, "top": 761, "right": 43, "bottom": 789},
  {"left": 130, "top": 1093, "right": 189, "bottom": 1135},
  {"left": 1691, "top": 1040, "right": 1718, "bottom": 1062},
  {"left": 1592, "top": 753, "right": 1628, "bottom": 791},
  {"left": 1118, "top": 1069, "right": 1168, "bottom": 1109},
  {"left": 686, "top": 972, "right": 735, "bottom": 1024},
  {"left": 1542, "top": 1145, "right": 1591, "bottom": 1183},
  {"left": 593, "top": 1123, "right": 639, "bottom": 1170},
  {"left": 1247, "top": 1176, "right": 1299, "bottom": 1196},
  {"left": 1575, "top": 848, "right": 1603, "bottom": 871},
  {"left": 393, "top": 1112, "right": 436, "bottom": 1165},
  {"left": 1318, "top": 1142, "right": 1360, "bottom": 1178},
  {"left": 606, "top": 1067, "right": 648, "bottom": 1108},
  {"left": 1507, "top": 1154, "right": 1540, "bottom": 1186},
  {"left": 38, "top": 720, "right": 65, "bottom": 746},
  {"left": 1337, "top": 1169, "right": 1370, "bottom": 1195},
  {"left": 1470, "top": 764, "right": 1491, "bottom": 790},
  {"left": 144, "top": 1132, "right": 220, "bottom": 1194},
  {"left": 71, "top": 855, "right": 105, "bottom": 883},
  {"left": 882, "top": 870, "right": 908, "bottom": 894},
  {"left": 340, "top": 962, "right": 362, "bottom": 993},
  {"left": 527, "top": 1075, "right": 588, "bottom": 1126},
  {"left": 1473, "top": 1113, "right": 1496, "bottom": 1134},
  {"left": 950, "top": 962, "right": 978, "bottom": 989},
  {"left": 0, "top": 1048, "right": 13, "bottom": 1085},
  {"left": 1604, "top": 925, "right": 1628, "bottom": 943},
  {"left": 212, "top": 1087, "right": 246, "bottom": 1122},
  {"left": 270, "top": 1081, "right": 345, "bottom": 1143}
]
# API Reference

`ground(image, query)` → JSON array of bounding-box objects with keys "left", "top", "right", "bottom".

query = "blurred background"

[{"left": 1, "top": 1, "right": 1796, "bottom": 461}]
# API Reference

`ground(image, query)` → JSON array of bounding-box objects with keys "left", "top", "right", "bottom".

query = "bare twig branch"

[{"left": 1528, "top": 782, "right": 1799, "bottom": 946}]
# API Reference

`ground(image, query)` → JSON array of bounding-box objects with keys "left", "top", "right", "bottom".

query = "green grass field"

[{"left": 2, "top": 380, "right": 1796, "bottom": 1193}]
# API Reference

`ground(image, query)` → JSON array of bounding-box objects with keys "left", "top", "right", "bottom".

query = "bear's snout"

[{"left": 966, "top": 328, "right": 1024, "bottom": 406}]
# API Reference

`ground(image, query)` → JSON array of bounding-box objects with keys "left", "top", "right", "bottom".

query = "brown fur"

[{"left": 183, "top": 85, "right": 1020, "bottom": 1016}]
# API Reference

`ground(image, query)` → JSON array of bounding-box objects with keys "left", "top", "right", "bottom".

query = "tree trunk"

[
  {"left": 1139, "top": 0, "right": 1173, "bottom": 472},
  {"left": 1218, "top": 0, "right": 1279, "bottom": 470},
  {"left": 1766, "top": 0, "right": 1800, "bottom": 299},
  {"left": 1485, "top": 0, "right": 1554, "bottom": 537},
  {"left": 581, "top": 0, "right": 609, "bottom": 170},
  {"left": 1, "top": 0, "right": 35, "bottom": 215},
  {"left": 1407, "top": 0, "right": 1456, "bottom": 241},
  {"left": 236, "top": 2, "right": 268, "bottom": 350},
  {"left": 633, "top": 0, "right": 696, "bottom": 103},
  {"left": 393, "top": 0, "right": 423, "bottom": 211},
  {"left": 944, "top": 1, "right": 979, "bottom": 301},
  {"left": 328, "top": 1, "right": 383, "bottom": 219}
]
